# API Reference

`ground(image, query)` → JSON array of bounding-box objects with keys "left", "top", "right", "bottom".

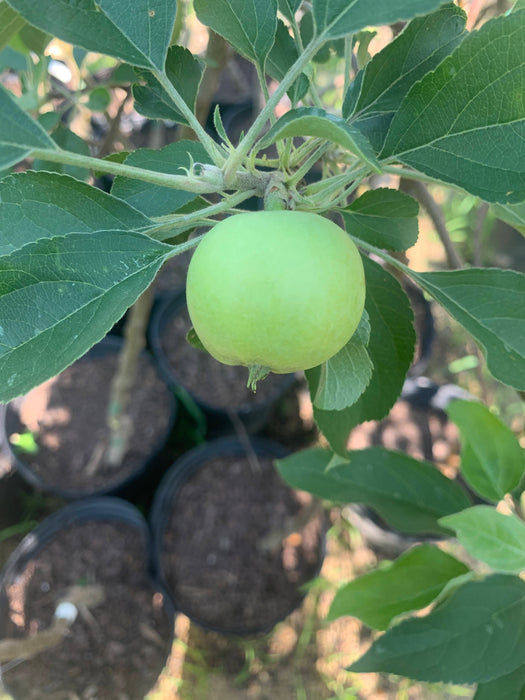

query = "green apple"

[{"left": 186, "top": 210, "right": 365, "bottom": 385}]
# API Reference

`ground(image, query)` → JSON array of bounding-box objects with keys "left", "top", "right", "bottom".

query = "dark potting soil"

[
  {"left": 1, "top": 521, "right": 172, "bottom": 699},
  {"left": 348, "top": 399, "right": 460, "bottom": 466},
  {"left": 160, "top": 305, "right": 290, "bottom": 409},
  {"left": 6, "top": 351, "right": 172, "bottom": 493},
  {"left": 162, "top": 455, "right": 324, "bottom": 632}
]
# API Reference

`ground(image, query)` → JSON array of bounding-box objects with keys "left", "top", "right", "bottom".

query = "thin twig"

[
  {"left": 473, "top": 202, "right": 489, "bottom": 267},
  {"left": 97, "top": 88, "right": 131, "bottom": 158},
  {"left": 226, "top": 408, "right": 261, "bottom": 475},
  {"left": 105, "top": 284, "right": 156, "bottom": 467},
  {"left": 400, "top": 178, "right": 463, "bottom": 269}
]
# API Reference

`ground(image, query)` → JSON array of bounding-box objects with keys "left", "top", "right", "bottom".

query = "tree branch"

[{"left": 400, "top": 178, "right": 463, "bottom": 270}]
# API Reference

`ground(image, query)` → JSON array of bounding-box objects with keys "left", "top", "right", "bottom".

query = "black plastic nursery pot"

[
  {"left": 148, "top": 291, "right": 296, "bottom": 437},
  {"left": 150, "top": 436, "right": 326, "bottom": 637},
  {"left": 2, "top": 335, "right": 177, "bottom": 501},
  {"left": 0, "top": 497, "right": 174, "bottom": 700}
]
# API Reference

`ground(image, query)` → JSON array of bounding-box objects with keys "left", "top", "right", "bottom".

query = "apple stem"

[{"left": 247, "top": 365, "right": 271, "bottom": 392}]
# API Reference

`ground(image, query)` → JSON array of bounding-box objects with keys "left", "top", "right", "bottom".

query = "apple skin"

[{"left": 186, "top": 210, "right": 366, "bottom": 374}]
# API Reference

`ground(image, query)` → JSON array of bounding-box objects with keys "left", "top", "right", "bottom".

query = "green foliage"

[
  {"left": 441, "top": 507, "right": 525, "bottom": 574},
  {"left": 0, "top": 231, "right": 171, "bottom": 402},
  {"left": 111, "top": 141, "right": 212, "bottom": 216},
  {"left": 306, "top": 311, "right": 372, "bottom": 411},
  {"left": 0, "top": 83, "right": 57, "bottom": 170},
  {"left": 133, "top": 45, "right": 204, "bottom": 125},
  {"left": 277, "top": 0, "right": 302, "bottom": 24},
  {"left": 312, "top": 257, "right": 415, "bottom": 454},
  {"left": 340, "top": 189, "right": 419, "bottom": 251},
  {"left": 445, "top": 399, "right": 525, "bottom": 501},
  {"left": 9, "top": 430, "right": 38, "bottom": 454},
  {"left": 260, "top": 107, "right": 381, "bottom": 172},
  {"left": 344, "top": 4, "right": 467, "bottom": 152},
  {"left": 266, "top": 19, "right": 309, "bottom": 103},
  {"left": 350, "top": 574, "right": 525, "bottom": 684},
  {"left": 408, "top": 269, "right": 525, "bottom": 391},
  {"left": 382, "top": 11, "right": 525, "bottom": 203},
  {"left": 474, "top": 662, "right": 525, "bottom": 700},
  {"left": 1, "top": 2, "right": 524, "bottom": 690},
  {"left": 327, "top": 544, "right": 469, "bottom": 629},
  {"left": 493, "top": 202, "right": 525, "bottom": 236},
  {"left": 5, "top": 0, "right": 177, "bottom": 70},
  {"left": 0, "top": 2, "right": 25, "bottom": 52},
  {"left": 33, "top": 125, "right": 91, "bottom": 181},
  {"left": 276, "top": 446, "right": 471, "bottom": 534},
  {"left": 194, "top": 0, "right": 278, "bottom": 71},
  {"left": 85, "top": 86, "right": 112, "bottom": 113},
  {"left": 312, "top": 0, "right": 450, "bottom": 39},
  {"left": 0, "top": 171, "right": 152, "bottom": 256}
]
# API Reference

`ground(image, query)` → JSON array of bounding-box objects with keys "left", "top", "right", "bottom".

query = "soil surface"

[
  {"left": 5, "top": 348, "right": 173, "bottom": 494},
  {"left": 159, "top": 303, "right": 292, "bottom": 409},
  {"left": 161, "top": 454, "right": 324, "bottom": 633},
  {"left": 1, "top": 521, "right": 172, "bottom": 700}
]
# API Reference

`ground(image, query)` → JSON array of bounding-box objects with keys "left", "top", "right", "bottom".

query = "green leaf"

[
  {"left": 314, "top": 256, "right": 415, "bottom": 454},
  {"left": 277, "top": 0, "right": 301, "bottom": 23},
  {"left": 194, "top": 0, "right": 278, "bottom": 70},
  {"left": 445, "top": 400, "right": 525, "bottom": 502},
  {"left": 306, "top": 311, "right": 373, "bottom": 411},
  {"left": 111, "top": 140, "right": 212, "bottom": 217},
  {"left": 299, "top": 11, "right": 334, "bottom": 64},
  {"left": 441, "top": 507, "right": 525, "bottom": 574},
  {"left": 0, "top": 230, "right": 171, "bottom": 403},
  {"left": 382, "top": 12, "right": 525, "bottom": 203},
  {"left": 266, "top": 19, "right": 309, "bottom": 103},
  {"left": 18, "top": 23, "right": 51, "bottom": 54},
  {"left": 354, "top": 30, "right": 377, "bottom": 70},
  {"left": 133, "top": 45, "right": 204, "bottom": 125},
  {"left": 474, "top": 662, "right": 525, "bottom": 700},
  {"left": 343, "top": 4, "right": 467, "bottom": 153},
  {"left": 6, "top": 0, "right": 177, "bottom": 70},
  {"left": 493, "top": 202, "right": 525, "bottom": 236},
  {"left": 0, "top": 45, "right": 27, "bottom": 73},
  {"left": 341, "top": 188, "right": 419, "bottom": 251},
  {"left": 33, "top": 125, "right": 90, "bottom": 181},
  {"left": 85, "top": 86, "right": 112, "bottom": 113},
  {"left": 258, "top": 107, "right": 381, "bottom": 172},
  {"left": 0, "top": 171, "right": 152, "bottom": 256},
  {"left": 313, "top": 0, "right": 450, "bottom": 40},
  {"left": 0, "top": 2, "right": 25, "bottom": 52},
  {"left": 275, "top": 446, "right": 471, "bottom": 534},
  {"left": 409, "top": 268, "right": 525, "bottom": 391},
  {"left": 0, "top": 83, "right": 57, "bottom": 170},
  {"left": 328, "top": 544, "right": 469, "bottom": 629},
  {"left": 186, "top": 327, "right": 207, "bottom": 352},
  {"left": 349, "top": 574, "right": 525, "bottom": 684}
]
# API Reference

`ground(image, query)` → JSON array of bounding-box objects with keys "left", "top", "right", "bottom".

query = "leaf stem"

[
  {"left": 147, "top": 190, "right": 258, "bottom": 239},
  {"left": 302, "top": 164, "right": 366, "bottom": 198},
  {"left": 346, "top": 232, "right": 412, "bottom": 277},
  {"left": 344, "top": 35, "right": 353, "bottom": 95},
  {"left": 30, "top": 147, "right": 223, "bottom": 193},
  {"left": 223, "top": 37, "right": 325, "bottom": 183},
  {"left": 153, "top": 69, "right": 225, "bottom": 166},
  {"left": 287, "top": 141, "right": 331, "bottom": 187},
  {"left": 381, "top": 164, "right": 464, "bottom": 192}
]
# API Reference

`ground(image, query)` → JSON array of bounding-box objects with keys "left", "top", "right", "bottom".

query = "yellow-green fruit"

[{"left": 186, "top": 211, "right": 366, "bottom": 375}]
